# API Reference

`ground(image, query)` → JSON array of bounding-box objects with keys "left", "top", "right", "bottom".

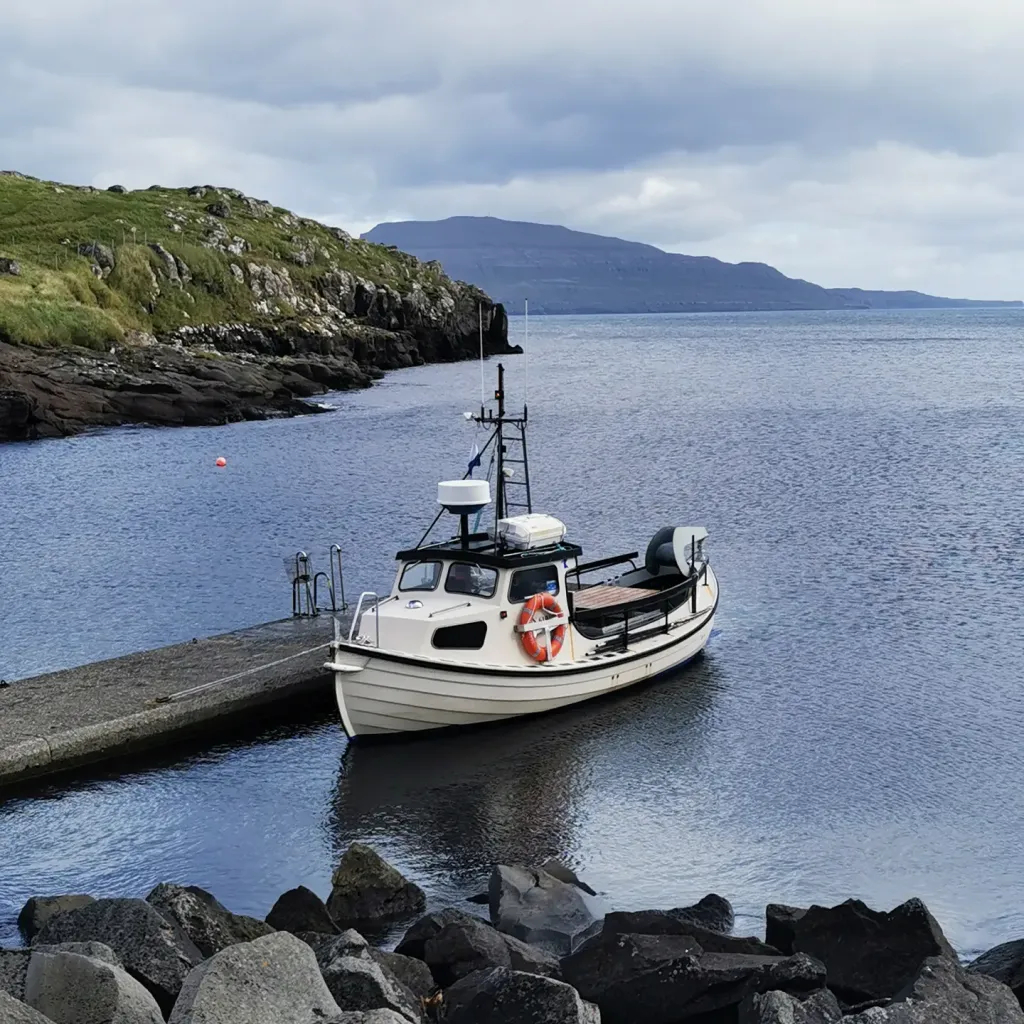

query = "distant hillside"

[{"left": 363, "top": 217, "right": 1021, "bottom": 314}]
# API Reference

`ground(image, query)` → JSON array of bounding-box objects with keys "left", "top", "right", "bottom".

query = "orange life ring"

[{"left": 517, "top": 592, "right": 566, "bottom": 663}]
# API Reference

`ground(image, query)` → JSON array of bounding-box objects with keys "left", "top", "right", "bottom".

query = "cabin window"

[
  {"left": 445, "top": 562, "right": 498, "bottom": 598},
  {"left": 509, "top": 565, "right": 560, "bottom": 603},
  {"left": 432, "top": 621, "right": 488, "bottom": 650},
  {"left": 399, "top": 560, "right": 442, "bottom": 592}
]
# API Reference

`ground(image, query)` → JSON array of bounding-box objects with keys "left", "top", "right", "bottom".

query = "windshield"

[
  {"left": 445, "top": 562, "right": 498, "bottom": 598},
  {"left": 399, "top": 561, "right": 442, "bottom": 591}
]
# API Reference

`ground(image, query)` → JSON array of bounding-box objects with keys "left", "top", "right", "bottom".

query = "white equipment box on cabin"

[{"left": 496, "top": 514, "right": 567, "bottom": 550}]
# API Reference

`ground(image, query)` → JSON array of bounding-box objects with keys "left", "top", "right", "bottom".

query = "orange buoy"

[
  {"left": 215, "top": 457, "right": 227, "bottom": 467},
  {"left": 517, "top": 592, "right": 566, "bottom": 663}
]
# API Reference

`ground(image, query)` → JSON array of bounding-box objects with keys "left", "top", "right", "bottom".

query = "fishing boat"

[{"left": 325, "top": 363, "right": 719, "bottom": 737}]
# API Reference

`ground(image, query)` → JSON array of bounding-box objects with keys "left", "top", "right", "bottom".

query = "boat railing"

[
  {"left": 349, "top": 591, "right": 382, "bottom": 647},
  {"left": 570, "top": 563, "right": 709, "bottom": 649},
  {"left": 565, "top": 551, "right": 640, "bottom": 590}
]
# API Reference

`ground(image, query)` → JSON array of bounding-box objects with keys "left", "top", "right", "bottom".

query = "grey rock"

[
  {"left": 489, "top": 865, "right": 602, "bottom": 956},
  {"left": 18, "top": 896, "right": 96, "bottom": 942},
  {"left": 241, "top": 196, "right": 273, "bottom": 218},
  {"left": 394, "top": 908, "right": 484, "bottom": 960},
  {"left": 0, "top": 949, "right": 31, "bottom": 1001},
  {"left": 107, "top": 185, "right": 127, "bottom": 193},
  {"left": 785, "top": 898, "right": 956, "bottom": 1004},
  {"left": 206, "top": 200, "right": 231, "bottom": 218},
  {"left": 33, "top": 897, "right": 203, "bottom": 1015},
  {"left": 561, "top": 932, "right": 827, "bottom": 1024},
  {"left": 766, "top": 904, "right": 808, "bottom": 955},
  {"left": 424, "top": 917, "right": 511, "bottom": 987},
  {"left": 146, "top": 881, "right": 274, "bottom": 958},
  {"left": 368, "top": 950, "right": 434, "bottom": 1002},
  {"left": 228, "top": 262, "right": 244, "bottom": 283},
  {"left": 330, "top": 1013, "right": 410, "bottom": 1024},
  {"left": 148, "top": 244, "right": 181, "bottom": 286},
  {"left": 266, "top": 885, "right": 339, "bottom": 935},
  {"left": 598, "top": 908, "right": 777, "bottom": 955},
  {"left": 844, "top": 956, "right": 1024, "bottom": 1023},
  {"left": 24, "top": 950, "right": 163, "bottom": 1024},
  {"left": 168, "top": 931, "right": 342, "bottom": 1024},
  {"left": 502, "top": 932, "right": 562, "bottom": 979},
  {"left": 326, "top": 843, "right": 426, "bottom": 928},
  {"left": 969, "top": 938, "right": 1024, "bottom": 1005},
  {"left": 77, "top": 242, "right": 115, "bottom": 271},
  {"left": 187, "top": 186, "right": 207, "bottom": 198},
  {"left": 539, "top": 859, "right": 599, "bottom": 898},
  {"left": 740, "top": 988, "right": 843, "bottom": 1023},
  {"left": 0, "top": 990, "right": 54, "bottom": 1024},
  {"left": 33, "top": 942, "right": 122, "bottom": 968},
  {"left": 174, "top": 255, "right": 191, "bottom": 285},
  {"left": 0, "top": 257, "right": 21, "bottom": 276},
  {"left": 319, "top": 953, "right": 418, "bottom": 1022},
  {"left": 443, "top": 967, "right": 599, "bottom": 1024}
]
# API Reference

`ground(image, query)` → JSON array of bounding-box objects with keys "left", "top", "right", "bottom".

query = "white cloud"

[{"left": 2, "top": 0, "right": 1023, "bottom": 297}]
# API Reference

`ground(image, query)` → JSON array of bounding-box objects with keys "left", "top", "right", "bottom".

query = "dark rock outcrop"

[
  {"left": 0, "top": 257, "right": 21, "bottom": 276},
  {"left": 442, "top": 967, "right": 599, "bottom": 1024},
  {"left": 969, "top": 938, "right": 1024, "bottom": 1007},
  {"left": 843, "top": 955, "right": 1024, "bottom": 1023},
  {"left": 489, "top": 864, "right": 602, "bottom": 956},
  {"left": 395, "top": 908, "right": 484, "bottom": 961},
  {"left": 326, "top": 843, "right": 426, "bottom": 929},
  {"left": 146, "top": 882, "right": 275, "bottom": 958},
  {"left": 596, "top": 905, "right": 776, "bottom": 957},
  {"left": 424, "top": 917, "right": 514, "bottom": 987},
  {"left": 780, "top": 897, "right": 955, "bottom": 1004},
  {"left": 561, "top": 931, "right": 826, "bottom": 1024},
  {"left": 18, "top": 895, "right": 96, "bottom": 942},
  {"left": 266, "top": 885, "right": 339, "bottom": 935},
  {"left": 33, "top": 897, "right": 204, "bottom": 1014},
  {"left": 765, "top": 904, "right": 807, "bottom": 955}
]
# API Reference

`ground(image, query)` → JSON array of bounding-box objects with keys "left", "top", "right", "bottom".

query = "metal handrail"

[
  {"left": 330, "top": 544, "right": 347, "bottom": 610},
  {"left": 291, "top": 552, "right": 314, "bottom": 616},
  {"left": 349, "top": 591, "right": 381, "bottom": 647}
]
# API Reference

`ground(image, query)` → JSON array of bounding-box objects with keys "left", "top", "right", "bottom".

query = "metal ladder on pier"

[{"left": 289, "top": 544, "right": 348, "bottom": 617}]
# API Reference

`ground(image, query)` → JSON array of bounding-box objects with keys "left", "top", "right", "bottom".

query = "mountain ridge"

[{"left": 363, "top": 216, "right": 1021, "bottom": 314}]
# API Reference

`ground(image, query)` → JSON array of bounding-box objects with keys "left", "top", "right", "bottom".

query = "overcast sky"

[{"left": 3, "top": 0, "right": 1023, "bottom": 298}]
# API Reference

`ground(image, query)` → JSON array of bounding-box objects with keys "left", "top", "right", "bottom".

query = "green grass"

[{"left": 0, "top": 172, "right": 460, "bottom": 349}]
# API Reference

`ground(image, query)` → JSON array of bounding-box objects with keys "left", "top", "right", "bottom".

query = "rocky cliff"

[{"left": 0, "top": 173, "right": 516, "bottom": 442}]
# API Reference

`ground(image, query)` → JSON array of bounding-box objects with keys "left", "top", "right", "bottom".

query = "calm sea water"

[{"left": 2, "top": 309, "right": 1023, "bottom": 957}]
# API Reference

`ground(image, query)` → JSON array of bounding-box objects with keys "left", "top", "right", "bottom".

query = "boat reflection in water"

[{"left": 325, "top": 646, "right": 722, "bottom": 928}]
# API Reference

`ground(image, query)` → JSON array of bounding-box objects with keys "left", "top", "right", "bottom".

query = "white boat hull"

[{"left": 330, "top": 605, "right": 716, "bottom": 737}]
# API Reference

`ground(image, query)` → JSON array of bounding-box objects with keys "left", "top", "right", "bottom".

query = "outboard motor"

[{"left": 644, "top": 526, "right": 709, "bottom": 576}]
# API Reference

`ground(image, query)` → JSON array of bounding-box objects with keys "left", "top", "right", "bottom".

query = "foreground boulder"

[
  {"left": 443, "top": 967, "right": 599, "bottom": 1024},
  {"left": 775, "top": 898, "right": 955, "bottom": 1004},
  {"left": 33, "top": 942, "right": 122, "bottom": 968},
  {"left": 740, "top": 988, "right": 842, "bottom": 1023},
  {"left": 168, "top": 931, "right": 342, "bottom": 1024},
  {"left": 327, "top": 843, "right": 426, "bottom": 928},
  {"left": 0, "top": 990, "right": 54, "bottom": 1024},
  {"left": 562, "top": 931, "right": 826, "bottom": 1024},
  {"left": 33, "top": 897, "right": 203, "bottom": 1014},
  {"left": 969, "top": 938, "right": 1024, "bottom": 1007},
  {"left": 843, "top": 956, "right": 1024, "bottom": 1022},
  {"left": 266, "top": 885, "right": 339, "bottom": 935},
  {"left": 489, "top": 865, "right": 602, "bottom": 955},
  {"left": 537, "top": 859, "right": 599, "bottom": 897},
  {"left": 18, "top": 896, "right": 96, "bottom": 942},
  {"left": 146, "top": 882, "right": 274, "bottom": 957},
  {"left": 369, "top": 950, "right": 435, "bottom": 1003},
  {"left": 598, "top": 908, "right": 778, "bottom": 955},
  {"left": 24, "top": 949, "right": 163, "bottom": 1024},
  {"left": 765, "top": 904, "right": 807, "bottom": 955}
]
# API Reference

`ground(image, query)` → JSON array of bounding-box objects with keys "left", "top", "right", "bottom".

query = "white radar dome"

[{"left": 437, "top": 479, "right": 491, "bottom": 513}]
